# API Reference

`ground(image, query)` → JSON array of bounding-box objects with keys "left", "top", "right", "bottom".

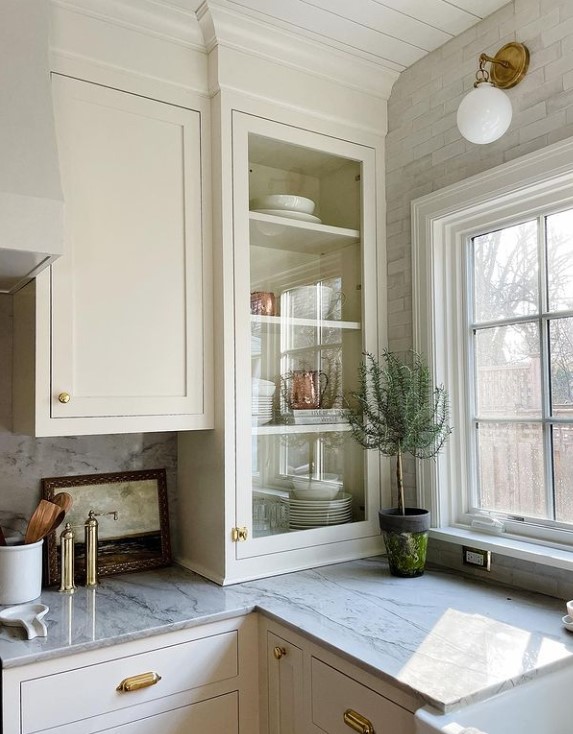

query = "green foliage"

[{"left": 349, "top": 350, "right": 452, "bottom": 511}]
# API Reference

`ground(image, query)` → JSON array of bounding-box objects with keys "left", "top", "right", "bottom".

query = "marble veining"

[{"left": 0, "top": 557, "right": 572, "bottom": 713}]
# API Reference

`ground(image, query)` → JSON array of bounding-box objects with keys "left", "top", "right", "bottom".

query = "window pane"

[
  {"left": 476, "top": 423, "right": 546, "bottom": 518},
  {"left": 474, "top": 324, "right": 541, "bottom": 419},
  {"left": 554, "top": 425, "right": 573, "bottom": 523},
  {"left": 546, "top": 209, "right": 573, "bottom": 312},
  {"left": 472, "top": 221, "right": 538, "bottom": 323},
  {"left": 549, "top": 317, "right": 573, "bottom": 417}
]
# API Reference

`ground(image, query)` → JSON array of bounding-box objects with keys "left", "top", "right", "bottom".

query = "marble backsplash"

[{"left": 0, "top": 295, "right": 179, "bottom": 548}]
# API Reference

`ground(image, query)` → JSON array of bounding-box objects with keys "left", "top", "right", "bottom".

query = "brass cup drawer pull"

[
  {"left": 116, "top": 671, "right": 162, "bottom": 693},
  {"left": 343, "top": 708, "right": 375, "bottom": 734}
]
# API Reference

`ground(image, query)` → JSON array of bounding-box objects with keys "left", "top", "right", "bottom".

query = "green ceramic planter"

[{"left": 379, "top": 508, "right": 430, "bottom": 578}]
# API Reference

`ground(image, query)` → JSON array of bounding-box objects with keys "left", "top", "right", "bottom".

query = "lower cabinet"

[
  {"left": 260, "top": 618, "right": 420, "bottom": 734},
  {"left": 3, "top": 612, "right": 420, "bottom": 734},
  {"left": 310, "top": 658, "right": 414, "bottom": 734},
  {"left": 3, "top": 616, "right": 258, "bottom": 734},
  {"left": 85, "top": 693, "right": 238, "bottom": 734},
  {"left": 267, "top": 631, "right": 304, "bottom": 734}
]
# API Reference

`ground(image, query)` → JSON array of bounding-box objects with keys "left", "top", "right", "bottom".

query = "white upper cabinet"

[
  {"left": 177, "top": 100, "right": 386, "bottom": 584},
  {"left": 234, "top": 113, "right": 381, "bottom": 561},
  {"left": 13, "top": 75, "right": 213, "bottom": 436}
]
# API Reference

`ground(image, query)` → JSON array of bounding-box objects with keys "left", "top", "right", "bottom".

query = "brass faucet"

[
  {"left": 85, "top": 510, "right": 118, "bottom": 588},
  {"left": 59, "top": 522, "right": 76, "bottom": 594},
  {"left": 58, "top": 510, "right": 118, "bottom": 593}
]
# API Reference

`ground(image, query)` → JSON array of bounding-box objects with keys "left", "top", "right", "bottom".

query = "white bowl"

[
  {"left": 252, "top": 378, "right": 277, "bottom": 397},
  {"left": 250, "top": 195, "right": 315, "bottom": 215},
  {"left": 291, "top": 475, "right": 342, "bottom": 500},
  {"left": 281, "top": 285, "right": 333, "bottom": 320}
]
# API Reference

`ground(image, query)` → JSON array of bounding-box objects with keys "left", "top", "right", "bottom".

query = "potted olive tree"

[{"left": 349, "top": 350, "right": 452, "bottom": 577}]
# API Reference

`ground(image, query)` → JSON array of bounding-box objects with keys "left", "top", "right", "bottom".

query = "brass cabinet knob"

[
  {"left": 116, "top": 671, "right": 162, "bottom": 693},
  {"left": 231, "top": 527, "right": 248, "bottom": 542},
  {"left": 343, "top": 709, "right": 375, "bottom": 734},
  {"left": 58, "top": 392, "right": 71, "bottom": 404},
  {"left": 273, "top": 646, "right": 287, "bottom": 660}
]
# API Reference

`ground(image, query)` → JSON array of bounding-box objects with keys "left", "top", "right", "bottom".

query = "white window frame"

[{"left": 412, "top": 136, "right": 573, "bottom": 567}]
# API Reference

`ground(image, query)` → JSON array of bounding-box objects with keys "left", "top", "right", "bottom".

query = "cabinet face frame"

[
  {"left": 44, "top": 74, "right": 212, "bottom": 425},
  {"left": 231, "top": 111, "right": 381, "bottom": 561}
]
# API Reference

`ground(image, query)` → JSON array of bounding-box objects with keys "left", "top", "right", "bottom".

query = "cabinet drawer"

[
  {"left": 311, "top": 657, "right": 414, "bottom": 734},
  {"left": 22, "top": 630, "right": 238, "bottom": 734},
  {"left": 94, "top": 691, "right": 238, "bottom": 734}
]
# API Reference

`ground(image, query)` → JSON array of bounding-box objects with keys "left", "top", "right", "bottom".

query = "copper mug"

[
  {"left": 287, "top": 370, "right": 328, "bottom": 410},
  {"left": 251, "top": 291, "right": 276, "bottom": 316}
]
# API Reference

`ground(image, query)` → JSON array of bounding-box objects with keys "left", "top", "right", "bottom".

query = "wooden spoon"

[
  {"left": 24, "top": 500, "right": 65, "bottom": 544},
  {"left": 51, "top": 492, "right": 74, "bottom": 514}
]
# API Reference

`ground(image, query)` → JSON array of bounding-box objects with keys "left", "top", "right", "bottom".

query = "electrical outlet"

[{"left": 462, "top": 545, "right": 491, "bottom": 571}]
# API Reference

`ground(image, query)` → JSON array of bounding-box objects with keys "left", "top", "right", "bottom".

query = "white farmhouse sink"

[{"left": 415, "top": 662, "right": 573, "bottom": 734}]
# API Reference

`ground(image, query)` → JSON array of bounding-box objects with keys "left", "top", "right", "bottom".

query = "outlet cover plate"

[{"left": 462, "top": 545, "right": 491, "bottom": 571}]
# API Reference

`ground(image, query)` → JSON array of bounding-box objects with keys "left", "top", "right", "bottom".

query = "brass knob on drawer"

[
  {"left": 273, "top": 646, "right": 287, "bottom": 660},
  {"left": 116, "top": 671, "right": 162, "bottom": 692},
  {"left": 343, "top": 708, "right": 375, "bottom": 734},
  {"left": 57, "top": 392, "right": 71, "bottom": 404}
]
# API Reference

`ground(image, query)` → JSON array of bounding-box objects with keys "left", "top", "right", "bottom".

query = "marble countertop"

[{"left": 0, "top": 557, "right": 572, "bottom": 713}]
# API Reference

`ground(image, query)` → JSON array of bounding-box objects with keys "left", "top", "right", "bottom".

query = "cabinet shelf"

[
  {"left": 249, "top": 212, "right": 359, "bottom": 254},
  {"left": 253, "top": 422, "right": 351, "bottom": 435},
  {"left": 251, "top": 315, "right": 361, "bottom": 330}
]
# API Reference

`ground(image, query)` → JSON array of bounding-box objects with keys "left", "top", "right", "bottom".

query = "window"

[
  {"left": 469, "top": 214, "right": 573, "bottom": 528},
  {"left": 412, "top": 137, "right": 573, "bottom": 553}
]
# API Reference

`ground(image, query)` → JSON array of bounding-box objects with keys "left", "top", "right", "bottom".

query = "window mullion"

[
  {"left": 466, "top": 237, "right": 480, "bottom": 513},
  {"left": 538, "top": 214, "right": 555, "bottom": 521}
]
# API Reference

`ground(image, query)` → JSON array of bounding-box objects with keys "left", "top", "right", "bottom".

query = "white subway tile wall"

[{"left": 387, "top": 0, "right": 573, "bottom": 595}]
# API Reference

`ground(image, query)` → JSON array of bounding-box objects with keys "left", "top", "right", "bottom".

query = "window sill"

[{"left": 430, "top": 526, "right": 573, "bottom": 573}]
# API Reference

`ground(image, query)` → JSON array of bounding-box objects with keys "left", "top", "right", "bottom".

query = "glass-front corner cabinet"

[{"left": 232, "top": 112, "right": 382, "bottom": 561}]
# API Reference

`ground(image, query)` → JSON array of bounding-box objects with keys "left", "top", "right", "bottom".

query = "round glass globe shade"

[{"left": 456, "top": 83, "right": 513, "bottom": 144}]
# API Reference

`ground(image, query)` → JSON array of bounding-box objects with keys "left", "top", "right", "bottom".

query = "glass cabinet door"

[{"left": 233, "top": 112, "right": 380, "bottom": 556}]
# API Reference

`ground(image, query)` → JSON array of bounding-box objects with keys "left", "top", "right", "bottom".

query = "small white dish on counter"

[
  {"left": 0, "top": 603, "right": 49, "bottom": 639},
  {"left": 561, "top": 614, "right": 573, "bottom": 631}
]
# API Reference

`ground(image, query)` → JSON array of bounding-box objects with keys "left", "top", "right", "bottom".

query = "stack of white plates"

[
  {"left": 252, "top": 395, "right": 273, "bottom": 425},
  {"left": 281, "top": 492, "right": 353, "bottom": 530},
  {"left": 252, "top": 378, "right": 276, "bottom": 425}
]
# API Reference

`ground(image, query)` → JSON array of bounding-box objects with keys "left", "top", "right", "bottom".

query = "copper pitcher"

[{"left": 286, "top": 370, "right": 328, "bottom": 410}]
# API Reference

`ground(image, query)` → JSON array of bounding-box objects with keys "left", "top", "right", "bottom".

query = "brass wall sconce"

[{"left": 457, "top": 42, "right": 530, "bottom": 145}]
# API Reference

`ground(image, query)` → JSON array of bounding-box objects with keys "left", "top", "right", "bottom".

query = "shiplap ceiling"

[{"left": 173, "top": 0, "right": 511, "bottom": 73}]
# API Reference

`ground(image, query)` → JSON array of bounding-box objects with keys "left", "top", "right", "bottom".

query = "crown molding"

[
  {"left": 51, "top": 0, "right": 205, "bottom": 50},
  {"left": 49, "top": 0, "right": 398, "bottom": 105},
  {"left": 197, "top": 0, "right": 398, "bottom": 101}
]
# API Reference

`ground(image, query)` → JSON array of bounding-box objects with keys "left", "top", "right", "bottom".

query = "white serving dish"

[
  {"left": 250, "top": 194, "right": 315, "bottom": 214},
  {"left": 291, "top": 475, "right": 343, "bottom": 500},
  {"left": 0, "top": 603, "right": 49, "bottom": 639},
  {"left": 252, "top": 378, "right": 277, "bottom": 397}
]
